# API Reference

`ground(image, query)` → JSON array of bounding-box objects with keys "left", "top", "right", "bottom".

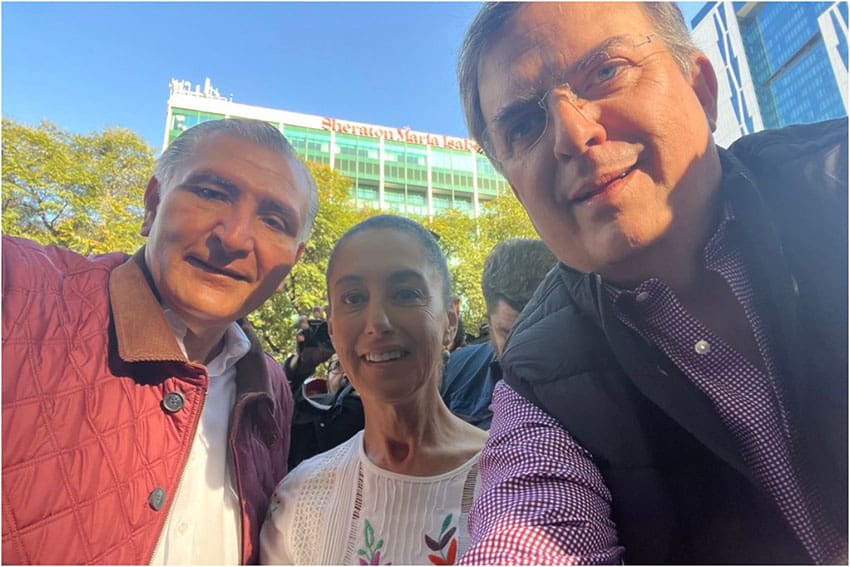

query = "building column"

[
  {"left": 379, "top": 137, "right": 385, "bottom": 210},
  {"left": 161, "top": 104, "right": 174, "bottom": 154},
  {"left": 819, "top": 3, "right": 849, "bottom": 112},
  {"left": 426, "top": 145, "right": 434, "bottom": 220}
]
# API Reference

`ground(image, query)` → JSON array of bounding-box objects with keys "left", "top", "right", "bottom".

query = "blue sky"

[{"left": 2, "top": 2, "right": 705, "bottom": 153}]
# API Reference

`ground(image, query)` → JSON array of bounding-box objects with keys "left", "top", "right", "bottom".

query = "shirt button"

[
  {"left": 162, "top": 391, "right": 185, "bottom": 413},
  {"left": 148, "top": 487, "right": 167, "bottom": 511},
  {"left": 636, "top": 291, "right": 651, "bottom": 303},
  {"left": 694, "top": 340, "right": 711, "bottom": 355},
  {"left": 178, "top": 521, "right": 189, "bottom": 535}
]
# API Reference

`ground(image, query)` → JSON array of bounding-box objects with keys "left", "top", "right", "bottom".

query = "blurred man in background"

[{"left": 441, "top": 239, "right": 556, "bottom": 429}]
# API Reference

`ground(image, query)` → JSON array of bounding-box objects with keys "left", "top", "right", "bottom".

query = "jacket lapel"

[{"left": 108, "top": 247, "right": 188, "bottom": 364}]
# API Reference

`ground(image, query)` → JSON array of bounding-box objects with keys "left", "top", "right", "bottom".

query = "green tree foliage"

[
  {"left": 424, "top": 194, "right": 538, "bottom": 335},
  {"left": 2, "top": 118, "right": 155, "bottom": 254}
]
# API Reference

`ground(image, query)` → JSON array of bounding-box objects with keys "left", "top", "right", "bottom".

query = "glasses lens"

[
  {"left": 491, "top": 107, "right": 548, "bottom": 162},
  {"left": 489, "top": 33, "right": 657, "bottom": 165}
]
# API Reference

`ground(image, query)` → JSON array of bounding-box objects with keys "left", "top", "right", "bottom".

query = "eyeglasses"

[{"left": 484, "top": 33, "right": 659, "bottom": 166}]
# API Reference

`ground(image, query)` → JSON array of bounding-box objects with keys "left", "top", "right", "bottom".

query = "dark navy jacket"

[{"left": 441, "top": 342, "right": 502, "bottom": 429}]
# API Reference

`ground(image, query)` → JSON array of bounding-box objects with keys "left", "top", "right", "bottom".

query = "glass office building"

[
  {"left": 691, "top": 1, "right": 848, "bottom": 146},
  {"left": 162, "top": 78, "right": 510, "bottom": 218}
]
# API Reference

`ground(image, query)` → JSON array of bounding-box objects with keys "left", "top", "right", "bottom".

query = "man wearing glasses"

[{"left": 457, "top": 3, "right": 846, "bottom": 564}]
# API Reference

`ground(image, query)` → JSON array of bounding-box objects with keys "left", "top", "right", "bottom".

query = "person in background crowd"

[
  {"left": 441, "top": 239, "right": 556, "bottom": 429},
  {"left": 311, "top": 305, "right": 326, "bottom": 321},
  {"left": 286, "top": 310, "right": 335, "bottom": 386},
  {"left": 294, "top": 314, "right": 313, "bottom": 349},
  {"left": 261, "top": 215, "right": 488, "bottom": 565},
  {"left": 450, "top": 316, "right": 468, "bottom": 352},
  {"left": 325, "top": 353, "right": 350, "bottom": 396},
  {"left": 2, "top": 118, "right": 319, "bottom": 565},
  {"left": 457, "top": 2, "right": 846, "bottom": 563},
  {"left": 287, "top": 352, "right": 365, "bottom": 470}
]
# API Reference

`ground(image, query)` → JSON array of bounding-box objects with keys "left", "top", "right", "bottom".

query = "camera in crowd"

[{"left": 295, "top": 313, "right": 334, "bottom": 353}]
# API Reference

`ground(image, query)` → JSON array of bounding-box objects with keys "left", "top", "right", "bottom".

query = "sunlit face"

[
  {"left": 478, "top": 2, "right": 720, "bottom": 283},
  {"left": 488, "top": 299, "right": 519, "bottom": 358},
  {"left": 327, "top": 229, "right": 458, "bottom": 404},
  {"left": 142, "top": 133, "right": 309, "bottom": 335}
]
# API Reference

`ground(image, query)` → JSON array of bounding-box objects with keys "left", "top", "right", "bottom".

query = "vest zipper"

[
  {"left": 226, "top": 391, "right": 271, "bottom": 565},
  {"left": 229, "top": 396, "right": 249, "bottom": 565},
  {"left": 592, "top": 273, "right": 605, "bottom": 320},
  {"left": 147, "top": 385, "right": 208, "bottom": 565}
]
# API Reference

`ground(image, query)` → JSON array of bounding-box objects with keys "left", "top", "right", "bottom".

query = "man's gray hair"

[
  {"left": 457, "top": 2, "right": 699, "bottom": 166},
  {"left": 154, "top": 118, "right": 319, "bottom": 241}
]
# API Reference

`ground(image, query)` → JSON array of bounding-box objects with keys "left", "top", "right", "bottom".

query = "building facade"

[
  {"left": 162, "top": 78, "right": 510, "bottom": 218},
  {"left": 691, "top": 1, "right": 848, "bottom": 147}
]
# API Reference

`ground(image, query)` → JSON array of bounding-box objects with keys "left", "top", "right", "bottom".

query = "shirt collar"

[
  {"left": 107, "top": 247, "right": 270, "bottom": 386},
  {"left": 605, "top": 200, "right": 738, "bottom": 304},
  {"left": 163, "top": 308, "right": 252, "bottom": 377}
]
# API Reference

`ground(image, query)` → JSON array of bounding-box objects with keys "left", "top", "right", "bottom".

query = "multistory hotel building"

[
  {"left": 691, "top": 1, "right": 848, "bottom": 147},
  {"left": 162, "top": 78, "right": 510, "bottom": 218}
]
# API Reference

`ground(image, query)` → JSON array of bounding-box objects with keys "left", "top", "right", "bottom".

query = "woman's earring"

[{"left": 442, "top": 348, "right": 451, "bottom": 364}]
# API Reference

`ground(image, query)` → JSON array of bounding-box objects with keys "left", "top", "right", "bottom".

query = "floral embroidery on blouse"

[
  {"left": 425, "top": 513, "right": 458, "bottom": 565},
  {"left": 357, "top": 519, "right": 391, "bottom": 565}
]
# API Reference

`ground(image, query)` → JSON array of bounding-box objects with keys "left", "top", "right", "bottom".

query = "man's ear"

[
  {"left": 294, "top": 241, "right": 306, "bottom": 264},
  {"left": 444, "top": 306, "right": 459, "bottom": 348},
  {"left": 689, "top": 52, "right": 719, "bottom": 132},
  {"left": 141, "top": 176, "right": 161, "bottom": 237},
  {"left": 274, "top": 243, "right": 307, "bottom": 293}
]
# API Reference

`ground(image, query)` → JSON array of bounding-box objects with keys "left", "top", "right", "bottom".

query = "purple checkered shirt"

[{"left": 460, "top": 205, "right": 845, "bottom": 565}]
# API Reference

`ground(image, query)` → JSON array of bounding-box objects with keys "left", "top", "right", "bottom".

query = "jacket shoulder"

[
  {"left": 728, "top": 118, "right": 848, "bottom": 190},
  {"left": 265, "top": 352, "right": 287, "bottom": 384},
  {"left": 444, "top": 342, "right": 496, "bottom": 378},
  {"left": 3, "top": 236, "right": 128, "bottom": 292},
  {"left": 501, "top": 265, "right": 612, "bottom": 386}
]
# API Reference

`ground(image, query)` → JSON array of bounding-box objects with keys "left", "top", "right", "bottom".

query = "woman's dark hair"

[{"left": 326, "top": 215, "right": 452, "bottom": 307}]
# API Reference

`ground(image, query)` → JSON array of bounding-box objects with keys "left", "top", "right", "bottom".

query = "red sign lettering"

[{"left": 321, "top": 117, "right": 479, "bottom": 152}]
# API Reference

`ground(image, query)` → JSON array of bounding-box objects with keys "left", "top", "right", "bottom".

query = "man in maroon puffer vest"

[{"left": 2, "top": 118, "right": 318, "bottom": 564}]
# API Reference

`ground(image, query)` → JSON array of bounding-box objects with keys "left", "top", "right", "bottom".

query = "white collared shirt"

[{"left": 150, "top": 310, "right": 251, "bottom": 565}]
